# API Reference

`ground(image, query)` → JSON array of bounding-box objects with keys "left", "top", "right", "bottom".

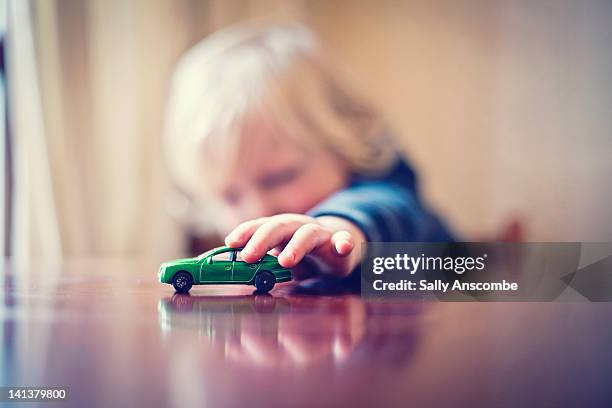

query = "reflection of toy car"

[
  {"left": 157, "top": 294, "right": 291, "bottom": 339},
  {"left": 158, "top": 246, "right": 292, "bottom": 293},
  {"left": 161, "top": 293, "right": 289, "bottom": 315}
]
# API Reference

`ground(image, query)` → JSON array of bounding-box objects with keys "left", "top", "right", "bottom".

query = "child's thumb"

[{"left": 331, "top": 230, "right": 354, "bottom": 256}]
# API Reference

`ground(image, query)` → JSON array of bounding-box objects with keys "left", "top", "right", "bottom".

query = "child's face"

[{"left": 209, "top": 117, "right": 349, "bottom": 234}]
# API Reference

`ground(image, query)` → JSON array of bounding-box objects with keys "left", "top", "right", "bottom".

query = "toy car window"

[
  {"left": 235, "top": 251, "right": 245, "bottom": 262},
  {"left": 211, "top": 252, "right": 231, "bottom": 262},
  {"left": 196, "top": 248, "right": 217, "bottom": 260}
]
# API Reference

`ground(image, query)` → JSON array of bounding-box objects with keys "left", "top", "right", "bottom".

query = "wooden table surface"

[{"left": 1, "top": 259, "right": 611, "bottom": 407}]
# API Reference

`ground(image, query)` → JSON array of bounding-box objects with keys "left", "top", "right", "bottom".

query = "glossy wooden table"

[{"left": 1, "top": 259, "right": 611, "bottom": 407}]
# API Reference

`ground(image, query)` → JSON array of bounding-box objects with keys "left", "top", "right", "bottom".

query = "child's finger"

[
  {"left": 241, "top": 219, "right": 303, "bottom": 262},
  {"left": 224, "top": 217, "right": 270, "bottom": 247},
  {"left": 330, "top": 230, "right": 354, "bottom": 256},
  {"left": 278, "top": 223, "right": 330, "bottom": 268},
  {"left": 267, "top": 244, "right": 285, "bottom": 257}
]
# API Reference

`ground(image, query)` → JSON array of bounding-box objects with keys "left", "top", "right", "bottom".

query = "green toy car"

[{"left": 158, "top": 246, "right": 292, "bottom": 293}]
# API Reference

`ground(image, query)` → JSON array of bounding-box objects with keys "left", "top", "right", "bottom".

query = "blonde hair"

[{"left": 164, "top": 22, "right": 397, "bottom": 195}]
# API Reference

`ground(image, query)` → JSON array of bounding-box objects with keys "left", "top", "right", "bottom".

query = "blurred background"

[{"left": 2, "top": 0, "right": 612, "bottom": 266}]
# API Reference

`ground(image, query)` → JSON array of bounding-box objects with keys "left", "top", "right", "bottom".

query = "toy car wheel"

[
  {"left": 172, "top": 272, "right": 193, "bottom": 293},
  {"left": 254, "top": 271, "right": 275, "bottom": 293}
]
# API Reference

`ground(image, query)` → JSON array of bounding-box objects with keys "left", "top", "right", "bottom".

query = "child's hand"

[{"left": 224, "top": 214, "right": 366, "bottom": 279}]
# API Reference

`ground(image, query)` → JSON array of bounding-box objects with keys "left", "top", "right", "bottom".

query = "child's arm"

[
  {"left": 225, "top": 178, "right": 454, "bottom": 278},
  {"left": 306, "top": 180, "right": 455, "bottom": 243}
]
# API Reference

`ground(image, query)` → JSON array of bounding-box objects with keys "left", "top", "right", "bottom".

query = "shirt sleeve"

[{"left": 306, "top": 180, "right": 456, "bottom": 243}]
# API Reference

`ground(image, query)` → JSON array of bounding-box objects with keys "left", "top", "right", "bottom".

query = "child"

[{"left": 165, "top": 23, "right": 455, "bottom": 282}]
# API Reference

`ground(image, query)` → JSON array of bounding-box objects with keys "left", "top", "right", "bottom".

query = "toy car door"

[
  {"left": 201, "top": 250, "right": 232, "bottom": 282},
  {"left": 232, "top": 250, "right": 258, "bottom": 282}
]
